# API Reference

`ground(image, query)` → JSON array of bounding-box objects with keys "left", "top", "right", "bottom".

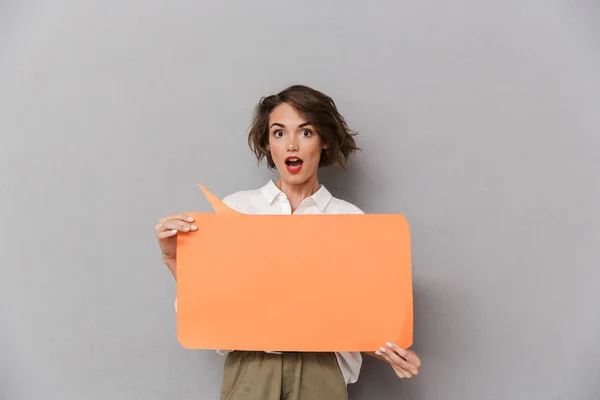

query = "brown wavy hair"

[{"left": 247, "top": 85, "right": 359, "bottom": 170}]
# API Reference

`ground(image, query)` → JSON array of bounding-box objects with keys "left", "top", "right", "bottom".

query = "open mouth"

[{"left": 285, "top": 156, "right": 303, "bottom": 173}]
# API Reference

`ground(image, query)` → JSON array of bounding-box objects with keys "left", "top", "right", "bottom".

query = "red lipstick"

[{"left": 284, "top": 156, "right": 303, "bottom": 173}]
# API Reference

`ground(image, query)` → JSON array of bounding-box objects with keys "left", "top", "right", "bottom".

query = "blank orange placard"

[{"left": 176, "top": 185, "right": 413, "bottom": 352}]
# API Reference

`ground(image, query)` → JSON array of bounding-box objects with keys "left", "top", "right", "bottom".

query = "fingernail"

[
  {"left": 182, "top": 226, "right": 190, "bottom": 232},
  {"left": 386, "top": 342, "right": 394, "bottom": 348},
  {"left": 379, "top": 347, "right": 387, "bottom": 353},
  {"left": 375, "top": 350, "right": 381, "bottom": 356},
  {"left": 170, "top": 229, "right": 177, "bottom": 234},
  {"left": 187, "top": 217, "right": 194, "bottom": 222},
  {"left": 190, "top": 225, "right": 198, "bottom": 231}
]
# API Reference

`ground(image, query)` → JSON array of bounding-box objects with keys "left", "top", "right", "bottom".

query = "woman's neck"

[{"left": 275, "top": 174, "right": 320, "bottom": 212}]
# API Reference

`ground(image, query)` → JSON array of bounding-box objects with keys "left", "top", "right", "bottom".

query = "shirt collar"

[
  {"left": 260, "top": 180, "right": 282, "bottom": 204},
  {"left": 260, "top": 180, "right": 333, "bottom": 211}
]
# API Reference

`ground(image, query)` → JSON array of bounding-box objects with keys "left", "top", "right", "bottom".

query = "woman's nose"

[{"left": 287, "top": 138, "right": 299, "bottom": 151}]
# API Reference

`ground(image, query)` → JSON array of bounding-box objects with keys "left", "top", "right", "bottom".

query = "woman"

[{"left": 154, "top": 85, "right": 421, "bottom": 399}]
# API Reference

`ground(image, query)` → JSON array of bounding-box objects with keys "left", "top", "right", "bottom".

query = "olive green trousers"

[{"left": 220, "top": 351, "right": 348, "bottom": 400}]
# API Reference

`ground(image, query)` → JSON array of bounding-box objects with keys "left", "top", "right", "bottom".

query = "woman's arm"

[{"left": 164, "top": 258, "right": 177, "bottom": 281}]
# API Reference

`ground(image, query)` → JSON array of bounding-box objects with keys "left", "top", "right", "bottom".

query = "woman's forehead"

[{"left": 269, "top": 103, "right": 310, "bottom": 127}]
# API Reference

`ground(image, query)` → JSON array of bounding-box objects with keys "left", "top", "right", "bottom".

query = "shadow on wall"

[
  {"left": 347, "top": 279, "right": 475, "bottom": 400},
  {"left": 314, "top": 148, "right": 477, "bottom": 399},
  {"left": 318, "top": 157, "right": 368, "bottom": 211}
]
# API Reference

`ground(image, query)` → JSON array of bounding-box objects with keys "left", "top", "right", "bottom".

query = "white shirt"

[{"left": 175, "top": 179, "right": 364, "bottom": 384}]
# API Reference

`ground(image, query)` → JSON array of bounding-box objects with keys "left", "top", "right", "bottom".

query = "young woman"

[{"left": 154, "top": 85, "right": 421, "bottom": 399}]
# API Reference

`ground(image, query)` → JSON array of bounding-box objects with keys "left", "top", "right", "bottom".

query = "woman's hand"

[
  {"left": 375, "top": 342, "right": 421, "bottom": 379},
  {"left": 154, "top": 213, "right": 197, "bottom": 278}
]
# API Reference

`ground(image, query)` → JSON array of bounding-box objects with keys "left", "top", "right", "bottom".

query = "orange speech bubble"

[{"left": 176, "top": 185, "right": 413, "bottom": 352}]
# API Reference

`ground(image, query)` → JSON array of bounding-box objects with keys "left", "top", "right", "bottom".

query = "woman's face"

[{"left": 267, "top": 103, "right": 328, "bottom": 185}]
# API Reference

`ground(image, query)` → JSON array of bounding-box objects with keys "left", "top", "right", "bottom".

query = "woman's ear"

[{"left": 322, "top": 143, "right": 329, "bottom": 150}]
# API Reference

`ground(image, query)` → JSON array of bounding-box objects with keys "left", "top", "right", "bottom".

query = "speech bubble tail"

[{"left": 198, "top": 184, "right": 239, "bottom": 214}]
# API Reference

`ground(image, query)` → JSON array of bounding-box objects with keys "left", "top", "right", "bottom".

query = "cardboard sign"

[{"left": 176, "top": 185, "right": 413, "bottom": 352}]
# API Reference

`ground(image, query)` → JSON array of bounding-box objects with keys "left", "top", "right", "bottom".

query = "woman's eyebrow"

[{"left": 269, "top": 122, "right": 313, "bottom": 129}]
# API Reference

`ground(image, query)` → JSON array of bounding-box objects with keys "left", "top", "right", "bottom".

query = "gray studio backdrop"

[{"left": 1, "top": 1, "right": 599, "bottom": 399}]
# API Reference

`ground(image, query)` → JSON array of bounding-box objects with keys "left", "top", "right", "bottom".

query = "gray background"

[{"left": 1, "top": 1, "right": 599, "bottom": 399}]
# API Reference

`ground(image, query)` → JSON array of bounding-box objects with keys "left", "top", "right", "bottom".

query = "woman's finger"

[
  {"left": 376, "top": 349, "right": 413, "bottom": 379},
  {"left": 155, "top": 220, "right": 197, "bottom": 236},
  {"left": 392, "top": 364, "right": 413, "bottom": 379},
  {"left": 164, "top": 220, "right": 197, "bottom": 232},
  {"left": 406, "top": 349, "right": 421, "bottom": 368},
  {"left": 377, "top": 345, "right": 418, "bottom": 375},
  {"left": 157, "top": 229, "right": 178, "bottom": 239},
  {"left": 385, "top": 342, "right": 409, "bottom": 360},
  {"left": 375, "top": 347, "right": 394, "bottom": 365},
  {"left": 385, "top": 343, "right": 421, "bottom": 372},
  {"left": 376, "top": 347, "right": 405, "bottom": 369}
]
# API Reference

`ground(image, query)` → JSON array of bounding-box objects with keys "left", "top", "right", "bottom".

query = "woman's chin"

[{"left": 277, "top": 171, "right": 315, "bottom": 186}]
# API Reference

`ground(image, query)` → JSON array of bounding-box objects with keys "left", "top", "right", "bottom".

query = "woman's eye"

[
  {"left": 274, "top": 130, "right": 284, "bottom": 137},
  {"left": 301, "top": 130, "right": 312, "bottom": 137}
]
